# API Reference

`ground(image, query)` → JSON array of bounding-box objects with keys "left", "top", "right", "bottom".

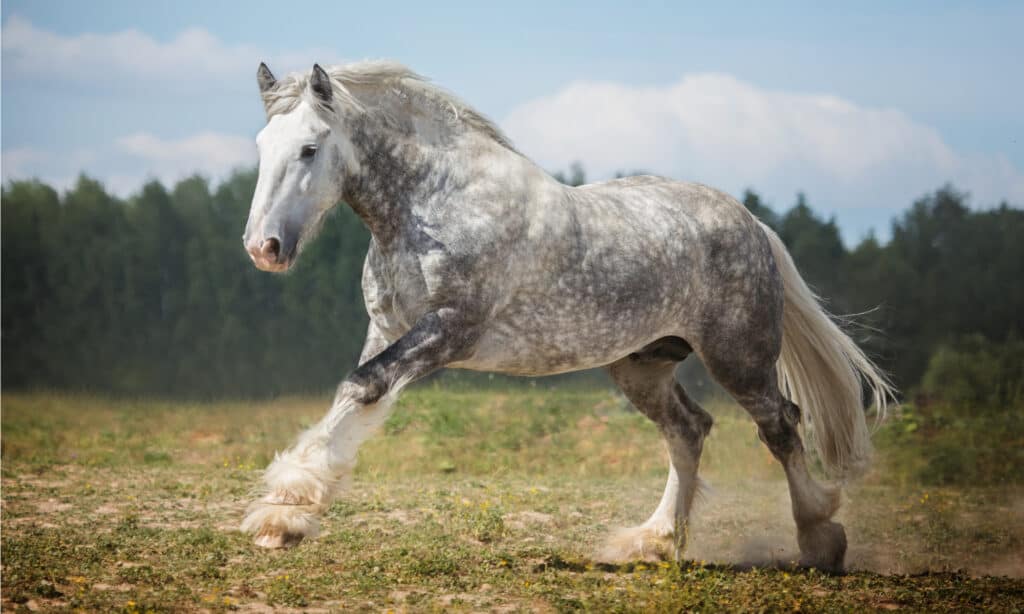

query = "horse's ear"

[
  {"left": 310, "top": 64, "right": 332, "bottom": 104},
  {"left": 257, "top": 62, "right": 277, "bottom": 94}
]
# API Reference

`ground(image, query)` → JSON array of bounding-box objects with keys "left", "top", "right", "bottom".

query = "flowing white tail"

[{"left": 761, "top": 223, "right": 897, "bottom": 479}]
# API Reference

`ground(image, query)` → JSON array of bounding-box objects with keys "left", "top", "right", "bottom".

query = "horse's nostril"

[{"left": 261, "top": 237, "right": 282, "bottom": 262}]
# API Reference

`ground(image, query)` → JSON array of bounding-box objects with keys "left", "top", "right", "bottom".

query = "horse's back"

[
  {"left": 573, "top": 174, "right": 781, "bottom": 330},
  {"left": 577, "top": 175, "right": 756, "bottom": 230}
]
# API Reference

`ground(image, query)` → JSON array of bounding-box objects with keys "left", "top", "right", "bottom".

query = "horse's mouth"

[
  {"left": 249, "top": 250, "right": 295, "bottom": 273},
  {"left": 252, "top": 258, "right": 292, "bottom": 273}
]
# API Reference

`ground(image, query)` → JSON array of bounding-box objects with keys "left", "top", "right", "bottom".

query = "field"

[{"left": 2, "top": 386, "right": 1022, "bottom": 612}]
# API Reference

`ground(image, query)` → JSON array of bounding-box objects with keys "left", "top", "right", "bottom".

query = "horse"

[{"left": 240, "top": 60, "right": 894, "bottom": 572}]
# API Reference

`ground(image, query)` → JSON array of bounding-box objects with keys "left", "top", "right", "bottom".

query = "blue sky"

[{"left": 3, "top": 0, "right": 1022, "bottom": 243}]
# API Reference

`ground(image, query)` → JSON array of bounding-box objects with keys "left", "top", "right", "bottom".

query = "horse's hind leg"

[
  {"left": 599, "top": 339, "right": 712, "bottom": 562},
  {"left": 703, "top": 357, "right": 846, "bottom": 571}
]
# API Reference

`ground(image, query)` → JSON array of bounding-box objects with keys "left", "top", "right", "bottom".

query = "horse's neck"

[
  {"left": 344, "top": 117, "right": 536, "bottom": 247},
  {"left": 341, "top": 117, "right": 420, "bottom": 245}
]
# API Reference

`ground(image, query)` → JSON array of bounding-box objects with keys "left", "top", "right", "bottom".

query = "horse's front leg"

[{"left": 241, "top": 308, "right": 479, "bottom": 547}]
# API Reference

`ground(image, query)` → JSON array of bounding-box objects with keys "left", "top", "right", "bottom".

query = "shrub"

[
  {"left": 879, "top": 336, "right": 1024, "bottom": 486},
  {"left": 919, "top": 335, "right": 1024, "bottom": 411}
]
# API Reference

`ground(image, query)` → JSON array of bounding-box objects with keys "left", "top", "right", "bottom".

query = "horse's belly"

[
  {"left": 452, "top": 307, "right": 677, "bottom": 376},
  {"left": 451, "top": 339, "right": 620, "bottom": 376}
]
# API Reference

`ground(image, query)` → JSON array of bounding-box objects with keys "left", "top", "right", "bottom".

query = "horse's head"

[{"left": 244, "top": 63, "right": 358, "bottom": 272}]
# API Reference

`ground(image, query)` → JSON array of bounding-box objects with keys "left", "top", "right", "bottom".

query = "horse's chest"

[{"left": 363, "top": 250, "right": 446, "bottom": 341}]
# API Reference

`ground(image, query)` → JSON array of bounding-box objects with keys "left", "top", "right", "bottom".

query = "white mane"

[{"left": 262, "top": 60, "right": 516, "bottom": 152}]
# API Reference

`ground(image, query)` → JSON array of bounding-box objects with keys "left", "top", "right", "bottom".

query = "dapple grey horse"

[{"left": 241, "top": 61, "right": 893, "bottom": 572}]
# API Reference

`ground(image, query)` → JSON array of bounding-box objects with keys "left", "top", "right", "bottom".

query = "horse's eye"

[{"left": 300, "top": 145, "right": 318, "bottom": 160}]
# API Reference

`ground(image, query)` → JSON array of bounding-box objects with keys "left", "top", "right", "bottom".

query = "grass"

[{"left": 2, "top": 385, "right": 1023, "bottom": 612}]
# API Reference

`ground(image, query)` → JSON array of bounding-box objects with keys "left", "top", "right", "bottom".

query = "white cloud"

[
  {"left": 1, "top": 16, "right": 340, "bottom": 89},
  {"left": 1, "top": 146, "right": 95, "bottom": 193},
  {"left": 1, "top": 17, "right": 285, "bottom": 197},
  {"left": 2, "top": 147, "right": 49, "bottom": 179},
  {"left": 2, "top": 132, "right": 255, "bottom": 197},
  {"left": 95, "top": 131, "right": 257, "bottom": 195},
  {"left": 502, "top": 74, "right": 1024, "bottom": 224},
  {"left": 116, "top": 131, "right": 255, "bottom": 178}
]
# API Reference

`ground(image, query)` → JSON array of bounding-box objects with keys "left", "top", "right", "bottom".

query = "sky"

[{"left": 2, "top": 0, "right": 1022, "bottom": 243}]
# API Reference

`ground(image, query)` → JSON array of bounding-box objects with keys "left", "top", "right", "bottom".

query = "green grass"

[{"left": 2, "top": 387, "right": 1022, "bottom": 612}]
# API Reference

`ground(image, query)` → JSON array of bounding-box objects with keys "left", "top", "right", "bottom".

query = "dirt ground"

[{"left": 2, "top": 390, "right": 1022, "bottom": 611}]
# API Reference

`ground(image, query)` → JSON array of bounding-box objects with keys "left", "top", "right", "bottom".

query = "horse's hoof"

[
  {"left": 797, "top": 520, "right": 847, "bottom": 573},
  {"left": 254, "top": 530, "right": 304, "bottom": 549},
  {"left": 240, "top": 501, "right": 322, "bottom": 548},
  {"left": 596, "top": 524, "right": 675, "bottom": 563}
]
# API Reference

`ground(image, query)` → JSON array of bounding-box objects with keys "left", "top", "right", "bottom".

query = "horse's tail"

[{"left": 760, "top": 222, "right": 896, "bottom": 479}]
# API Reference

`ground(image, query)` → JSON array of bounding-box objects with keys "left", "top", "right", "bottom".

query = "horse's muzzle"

[{"left": 246, "top": 236, "right": 292, "bottom": 272}]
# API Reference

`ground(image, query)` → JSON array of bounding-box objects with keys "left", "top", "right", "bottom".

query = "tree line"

[{"left": 2, "top": 169, "right": 1022, "bottom": 399}]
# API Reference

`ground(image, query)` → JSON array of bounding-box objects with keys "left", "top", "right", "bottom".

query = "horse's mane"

[{"left": 262, "top": 60, "right": 517, "bottom": 152}]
